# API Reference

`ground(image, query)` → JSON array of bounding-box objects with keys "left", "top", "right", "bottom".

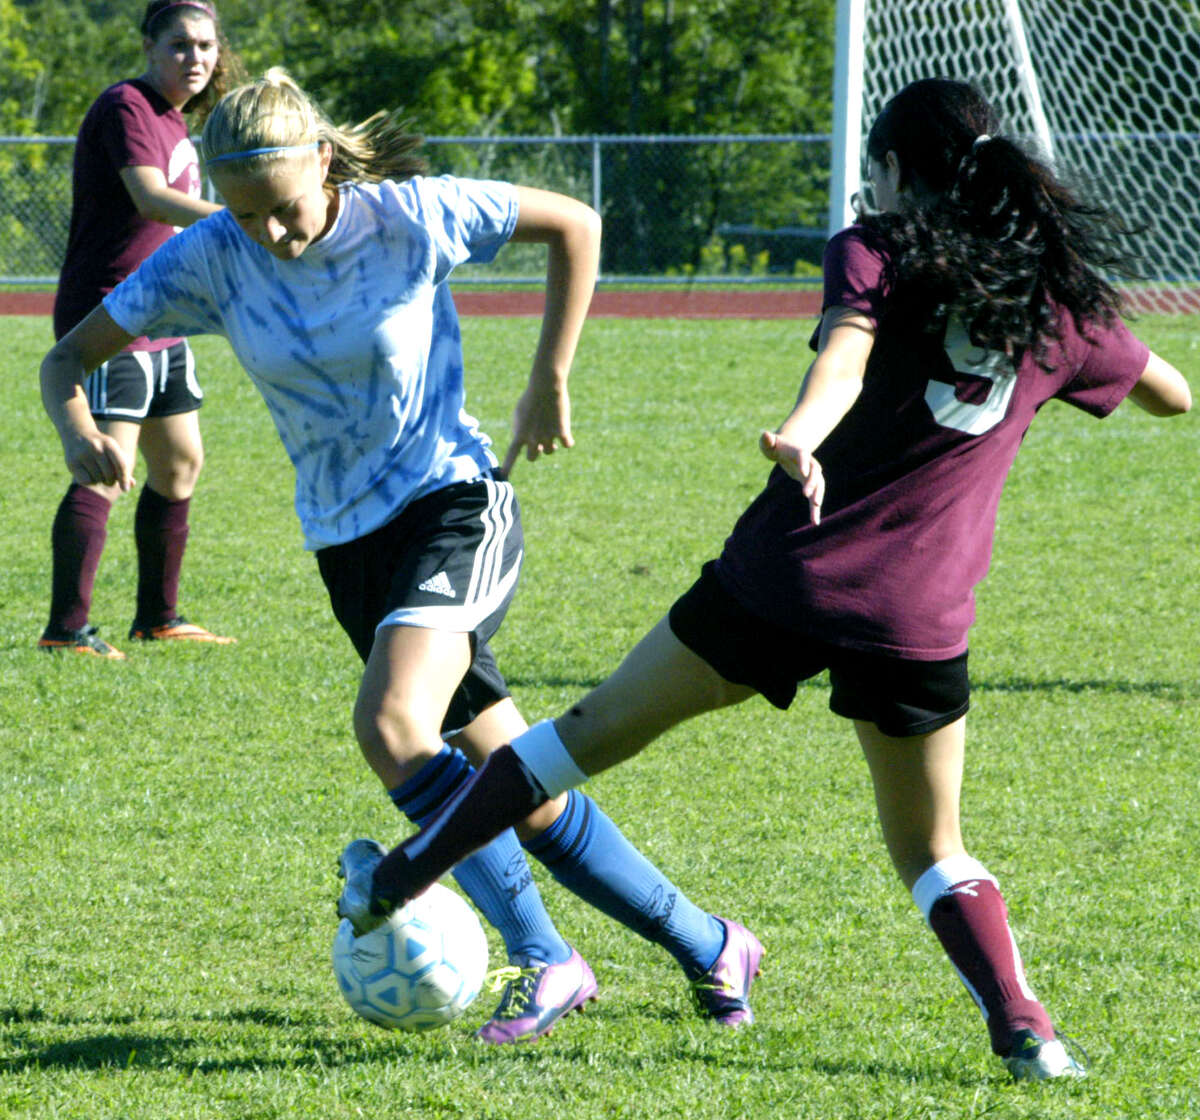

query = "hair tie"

[
  {"left": 972, "top": 133, "right": 993, "bottom": 152},
  {"left": 206, "top": 141, "right": 319, "bottom": 166}
]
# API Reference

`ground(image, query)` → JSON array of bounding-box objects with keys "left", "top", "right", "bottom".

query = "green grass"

[{"left": 1, "top": 311, "right": 1198, "bottom": 1119}]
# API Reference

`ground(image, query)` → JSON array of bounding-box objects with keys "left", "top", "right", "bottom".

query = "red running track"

[{"left": 0, "top": 287, "right": 822, "bottom": 319}]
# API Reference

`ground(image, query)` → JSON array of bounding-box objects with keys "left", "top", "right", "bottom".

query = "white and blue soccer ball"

[{"left": 332, "top": 882, "right": 489, "bottom": 1031}]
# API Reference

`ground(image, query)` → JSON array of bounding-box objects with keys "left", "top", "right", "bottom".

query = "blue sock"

[
  {"left": 390, "top": 747, "right": 570, "bottom": 965},
  {"left": 523, "top": 790, "right": 725, "bottom": 978}
]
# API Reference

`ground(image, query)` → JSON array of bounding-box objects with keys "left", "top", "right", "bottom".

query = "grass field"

[{"left": 1, "top": 310, "right": 1197, "bottom": 1119}]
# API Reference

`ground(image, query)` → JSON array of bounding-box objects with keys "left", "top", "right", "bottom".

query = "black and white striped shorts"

[
  {"left": 84, "top": 340, "right": 202, "bottom": 422},
  {"left": 316, "top": 475, "right": 523, "bottom": 734}
]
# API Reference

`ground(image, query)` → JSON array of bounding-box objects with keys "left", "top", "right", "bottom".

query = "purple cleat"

[
  {"left": 476, "top": 946, "right": 598, "bottom": 1044},
  {"left": 690, "top": 917, "right": 764, "bottom": 1027}
]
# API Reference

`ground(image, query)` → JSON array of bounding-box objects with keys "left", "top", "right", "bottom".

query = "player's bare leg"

[
  {"left": 855, "top": 717, "right": 967, "bottom": 890},
  {"left": 856, "top": 717, "right": 1084, "bottom": 1079},
  {"left": 354, "top": 624, "right": 474, "bottom": 787},
  {"left": 554, "top": 616, "right": 757, "bottom": 773},
  {"left": 139, "top": 410, "right": 203, "bottom": 501}
]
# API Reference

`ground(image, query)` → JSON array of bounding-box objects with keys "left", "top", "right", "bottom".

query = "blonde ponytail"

[{"left": 202, "top": 68, "right": 426, "bottom": 184}]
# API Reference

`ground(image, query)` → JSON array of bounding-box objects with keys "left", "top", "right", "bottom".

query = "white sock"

[{"left": 510, "top": 719, "right": 589, "bottom": 798}]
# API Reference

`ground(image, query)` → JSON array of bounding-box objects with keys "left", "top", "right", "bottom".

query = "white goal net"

[{"left": 835, "top": 0, "right": 1200, "bottom": 313}]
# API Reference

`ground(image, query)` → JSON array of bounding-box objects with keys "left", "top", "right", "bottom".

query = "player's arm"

[
  {"left": 1125, "top": 350, "right": 1191, "bottom": 416},
  {"left": 759, "top": 306, "right": 876, "bottom": 524},
  {"left": 41, "top": 306, "right": 138, "bottom": 490},
  {"left": 500, "top": 186, "right": 601, "bottom": 475},
  {"left": 119, "top": 165, "right": 222, "bottom": 227}
]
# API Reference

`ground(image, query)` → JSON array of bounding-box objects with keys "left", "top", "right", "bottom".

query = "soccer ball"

[{"left": 332, "top": 882, "right": 489, "bottom": 1031}]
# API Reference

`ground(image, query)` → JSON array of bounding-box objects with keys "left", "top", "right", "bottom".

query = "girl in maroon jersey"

[
  {"left": 339, "top": 79, "right": 1191, "bottom": 1077},
  {"left": 40, "top": 0, "right": 243, "bottom": 658}
]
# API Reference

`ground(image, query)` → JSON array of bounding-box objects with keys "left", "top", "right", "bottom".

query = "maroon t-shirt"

[
  {"left": 716, "top": 225, "right": 1149, "bottom": 659},
  {"left": 54, "top": 78, "right": 200, "bottom": 351}
]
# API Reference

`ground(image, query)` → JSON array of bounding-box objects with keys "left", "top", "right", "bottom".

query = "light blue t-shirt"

[{"left": 104, "top": 175, "right": 519, "bottom": 548}]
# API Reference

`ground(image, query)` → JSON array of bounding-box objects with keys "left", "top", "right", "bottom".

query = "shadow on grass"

[
  {"left": 0, "top": 1025, "right": 423, "bottom": 1076},
  {"left": 0, "top": 1032, "right": 180, "bottom": 1072},
  {"left": 974, "top": 677, "right": 1195, "bottom": 699},
  {"left": 0, "top": 1004, "right": 395, "bottom": 1074},
  {"left": 508, "top": 673, "right": 1195, "bottom": 700}
]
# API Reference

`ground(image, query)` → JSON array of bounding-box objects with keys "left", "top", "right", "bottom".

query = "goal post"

[{"left": 829, "top": 0, "right": 1200, "bottom": 313}]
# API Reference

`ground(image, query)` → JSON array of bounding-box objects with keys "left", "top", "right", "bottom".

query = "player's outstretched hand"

[
  {"left": 64, "top": 430, "right": 135, "bottom": 491},
  {"left": 501, "top": 381, "right": 574, "bottom": 477},
  {"left": 760, "top": 430, "right": 823, "bottom": 525}
]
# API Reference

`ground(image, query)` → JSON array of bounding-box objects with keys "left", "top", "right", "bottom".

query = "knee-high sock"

[
  {"left": 389, "top": 747, "right": 569, "bottom": 964},
  {"left": 48, "top": 484, "right": 112, "bottom": 632},
  {"left": 912, "top": 854, "right": 1055, "bottom": 1055},
  {"left": 523, "top": 790, "right": 725, "bottom": 977},
  {"left": 135, "top": 487, "right": 190, "bottom": 626},
  {"left": 373, "top": 744, "right": 548, "bottom": 912}
]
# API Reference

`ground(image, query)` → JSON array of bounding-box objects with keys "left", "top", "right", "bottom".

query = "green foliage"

[
  {"left": 0, "top": 0, "right": 42, "bottom": 133},
  {"left": 10, "top": 0, "right": 135, "bottom": 135},
  {"left": 7, "top": 0, "right": 836, "bottom": 279},
  {"left": 1, "top": 310, "right": 1198, "bottom": 1118}
]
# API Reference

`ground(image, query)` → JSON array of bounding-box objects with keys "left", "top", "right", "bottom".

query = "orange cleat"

[
  {"left": 38, "top": 624, "right": 126, "bottom": 660},
  {"left": 128, "top": 617, "right": 236, "bottom": 644}
]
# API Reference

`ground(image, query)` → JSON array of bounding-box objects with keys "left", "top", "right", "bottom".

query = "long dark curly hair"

[{"left": 858, "top": 79, "right": 1139, "bottom": 365}]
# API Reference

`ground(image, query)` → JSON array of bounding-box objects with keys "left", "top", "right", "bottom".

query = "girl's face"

[
  {"left": 142, "top": 12, "right": 219, "bottom": 110},
  {"left": 213, "top": 146, "right": 337, "bottom": 261},
  {"left": 867, "top": 152, "right": 904, "bottom": 213}
]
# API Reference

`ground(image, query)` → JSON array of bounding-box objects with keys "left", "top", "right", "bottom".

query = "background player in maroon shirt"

[
  {"left": 40, "top": 0, "right": 242, "bottom": 658},
  {"left": 338, "top": 80, "right": 1190, "bottom": 1077}
]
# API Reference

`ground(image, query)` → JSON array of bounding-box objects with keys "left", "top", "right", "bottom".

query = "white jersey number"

[{"left": 924, "top": 318, "right": 1017, "bottom": 435}]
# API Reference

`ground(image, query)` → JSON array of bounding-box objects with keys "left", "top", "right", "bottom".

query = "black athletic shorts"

[
  {"left": 85, "top": 341, "right": 202, "bottom": 422},
  {"left": 668, "top": 561, "right": 970, "bottom": 738},
  {"left": 316, "top": 476, "right": 522, "bottom": 737}
]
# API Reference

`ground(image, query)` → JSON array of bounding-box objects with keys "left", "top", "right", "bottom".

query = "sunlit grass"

[{"left": 0, "top": 311, "right": 1196, "bottom": 1119}]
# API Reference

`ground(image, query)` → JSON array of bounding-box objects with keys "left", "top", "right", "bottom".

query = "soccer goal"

[{"left": 830, "top": 0, "right": 1200, "bottom": 313}]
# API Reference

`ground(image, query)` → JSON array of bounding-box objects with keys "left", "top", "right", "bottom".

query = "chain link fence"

[{"left": 0, "top": 134, "right": 832, "bottom": 286}]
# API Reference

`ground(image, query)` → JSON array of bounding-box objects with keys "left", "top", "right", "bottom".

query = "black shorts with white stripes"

[
  {"left": 316, "top": 475, "right": 523, "bottom": 736},
  {"left": 85, "top": 340, "right": 202, "bottom": 422}
]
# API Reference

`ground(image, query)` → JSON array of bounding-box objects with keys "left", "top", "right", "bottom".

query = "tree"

[
  {"left": 8, "top": 0, "right": 839, "bottom": 277},
  {"left": 0, "top": 0, "right": 45, "bottom": 133}
]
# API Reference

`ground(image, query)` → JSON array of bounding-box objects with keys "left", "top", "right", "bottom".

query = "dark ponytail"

[{"left": 858, "top": 79, "right": 1137, "bottom": 365}]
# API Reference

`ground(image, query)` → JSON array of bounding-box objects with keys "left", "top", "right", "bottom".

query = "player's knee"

[
  {"left": 171, "top": 447, "right": 204, "bottom": 492},
  {"left": 352, "top": 699, "right": 433, "bottom": 768},
  {"left": 147, "top": 451, "right": 203, "bottom": 499}
]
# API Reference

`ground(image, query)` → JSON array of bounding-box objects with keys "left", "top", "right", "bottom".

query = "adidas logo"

[{"left": 418, "top": 571, "right": 456, "bottom": 598}]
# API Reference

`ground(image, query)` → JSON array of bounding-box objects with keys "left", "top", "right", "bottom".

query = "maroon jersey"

[
  {"left": 54, "top": 79, "right": 200, "bottom": 351},
  {"left": 717, "top": 225, "right": 1149, "bottom": 659}
]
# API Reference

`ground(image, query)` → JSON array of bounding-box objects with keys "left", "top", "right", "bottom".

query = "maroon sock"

[
  {"left": 135, "top": 487, "right": 190, "bottom": 626},
  {"left": 48, "top": 484, "right": 112, "bottom": 632},
  {"left": 927, "top": 879, "right": 1055, "bottom": 1055},
  {"left": 372, "top": 745, "right": 548, "bottom": 910}
]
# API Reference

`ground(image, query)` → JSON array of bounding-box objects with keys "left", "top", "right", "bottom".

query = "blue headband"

[{"left": 206, "top": 141, "right": 319, "bottom": 166}]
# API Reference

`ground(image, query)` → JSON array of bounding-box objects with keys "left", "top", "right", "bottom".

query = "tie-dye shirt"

[{"left": 104, "top": 175, "right": 518, "bottom": 548}]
